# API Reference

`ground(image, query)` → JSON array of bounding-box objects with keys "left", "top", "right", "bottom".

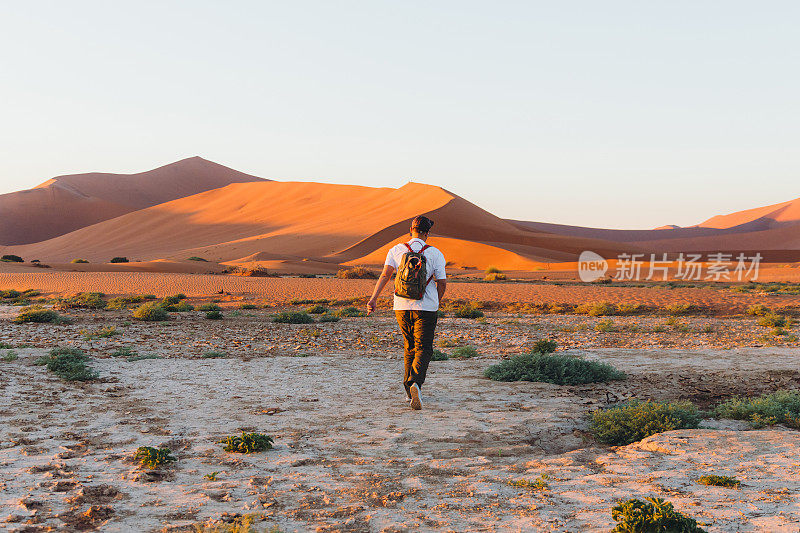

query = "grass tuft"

[
  {"left": 221, "top": 432, "right": 274, "bottom": 453},
  {"left": 35, "top": 347, "right": 98, "bottom": 381},
  {"left": 273, "top": 311, "right": 314, "bottom": 324},
  {"left": 714, "top": 390, "right": 800, "bottom": 429},
  {"left": 611, "top": 497, "right": 706, "bottom": 533},
  {"left": 590, "top": 400, "right": 700, "bottom": 445},
  {"left": 14, "top": 305, "right": 66, "bottom": 324},
  {"left": 486, "top": 352, "right": 625, "bottom": 385},
  {"left": 132, "top": 302, "right": 169, "bottom": 321},
  {"left": 336, "top": 267, "right": 377, "bottom": 279},
  {"left": 135, "top": 446, "right": 176, "bottom": 469},
  {"left": 696, "top": 475, "right": 740, "bottom": 488}
]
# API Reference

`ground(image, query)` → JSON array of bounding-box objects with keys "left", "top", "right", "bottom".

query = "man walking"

[{"left": 366, "top": 215, "right": 447, "bottom": 410}]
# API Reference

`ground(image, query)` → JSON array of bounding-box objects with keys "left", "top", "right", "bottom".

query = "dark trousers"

[{"left": 395, "top": 310, "right": 438, "bottom": 398}]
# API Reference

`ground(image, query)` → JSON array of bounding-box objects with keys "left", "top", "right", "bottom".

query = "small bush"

[
  {"left": 746, "top": 304, "right": 771, "bottom": 316},
  {"left": 35, "top": 347, "right": 98, "bottom": 381},
  {"left": 486, "top": 352, "right": 626, "bottom": 385},
  {"left": 14, "top": 305, "right": 66, "bottom": 324},
  {"left": 484, "top": 272, "right": 507, "bottom": 282},
  {"left": 205, "top": 310, "right": 223, "bottom": 320},
  {"left": 336, "top": 267, "right": 377, "bottom": 279},
  {"left": 454, "top": 303, "right": 484, "bottom": 319},
  {"left": 431, "top": 349, "right": 449, "bottom": 361},
  {"left": 508, "top": 473, "right": 549, "bottom": 491},
  {"left": 239, "top": 303, "right": 258, "bottom": 310},
  {"left": 198, "top": 303, "right": 221, "bottom": 312},
  {"left": 590, "top": 400, "right": 700, "bottom": 446},
  {"left": 109, "top": 257, "right": 129, "bottom": 263},
  {"left": 451, "top": 346, "right": 479, "bottom": 359},
  {"left": 203, "top": 351, "right": 226, "bottom": 358},
  {"left": 306, "top": 304, "right": 328, "bottom": 314},
  {"left": 319, "top": 313, "right": 340, "bottom": 323},
  {"left": 55, "top": 292, "right": 106, "bottom": 309},
  {"left": 132, "top": 302, "right": 169, "bottom": 322},
  {"left": 111, "top": 346, "right": 137, "bottom": 358},
  {"left": 485, "top": 266, "right": 501, "bottom": 274},
  {"left": 531, "top": 339, "right": 557, "bottom": 354},
  {"left": 126, "top": 354, "right": 161, "bottom": 362},
  {"left": 696, "top": 475, "right": 740, "bottom": 488},
  {"left": 221, "top": 432, "right": 273, "bottom": 453},
  {"left": 273, "top": 311, "right": 314, "bottom": 324},
  {"left": 576, "top": 301, "right": 616, "bottom": 317},
  {"left": 3, "top": 351, "right": 19, "bottom": 362},
  {"left": 135, "top": 446, "right": 176, "bottom": 469},
  {"left": 71, "top": 258, "right": 89, "bottom": 264},
  {"left": 611, "top": 497, "right": 706, "bottom": 533},
  {"left": 84, "top": 326, "right": 118, "bottom": 339},
  {"left": 106, "top": 295, "right": 149, "bottom": 310},
  {"left": 0, "top": 289, "right": 21, "bottom": 299},
  {"left": 336, "top": 306, "right": 365, "bottom": 318},
  {"left": 187, "top": 256, "right": 208, "bottom": 262},
  {"left": 665, "top": 303, "right": 695, "bottom": 316},
  {"left": 163, "top": 301, "right": 194, "bottom": 312},
  {"left": 595, "top": 319, "right": 616, "bottom": 332},
  {"left": 1, "top": 254, "right": 24, "bottom": 262},
  {"left": 757, "top": 313, "right": 787, "bottom": 328},
  {"left": 714, "top": 390, "right": 800, "bottom": 429}
]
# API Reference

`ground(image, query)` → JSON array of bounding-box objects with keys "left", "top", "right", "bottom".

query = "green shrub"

[
  {"left": 132, "top": 302, "right": 169, "bottom": 321},
  {"left": 336, "top": 267, "right": 377, "bottom": 279},
  {"left": 205, "top": 310, "right": 223, "bottom": 320},
  {"left": 35, "top": 347, "right": 98, "bottom": 381},
  {"left": 319, "top": 313, "right": 340, "bottom": 323},
  {"left": 306, "top": 304, "right": 328, "bottom": 314},
  {"left": 135, "top": 446, "right": 176, "bottom": 469},
  {"left": 203, "top": 351, "right": 226, "bottom": 358},
  {"left": 109, "top": 257, "right": 129, "bottom": 263},
  {"left": 508, "top": 473, "right": 549, "bottom": 490},
  {"left": 696, "top": 475, "right": 740, "bottom": 488},
  {"left": 531, "top": 339, "right": 557, "bottom": 354},
  {"left": 126, "top": 354, "right": 161, "bottom": 362},
  {"left": 757, "top": 313, "right": 787, "bottom": 328},
  {"left": 163, "top": 301, "right": 194, "bottom": 312},
  {"left": 221, "top": 432, "right": 273, "bottom": 453},
  {"left": 595, "top": 319, "right": 616, "bottom": 332},
  {"left": 336, "top": 306, "right": 365, "bottom": 318},
  {"left": 611, "top": 497, "right": 706, "bottom": 533},
  {"left": 576, "top": 301, "right": 616, "bottom": 316},
  {"left": 3, "top": 351, "right": 19, "bottom": 362},
  {"left": 111, "top": 346, "right": 137, "bottom": 358},
  {"left": 239, "top": 303, "right": 258, "bottom": 310},
  {"left": 187, "top": 256, "right": 208, "bottom": 262},
  {"left": 0, "top": 289, "right": 21, "bottom": 299},
  {"left": 590, "top": 400, "right": 700, "bottom": 446},
  {"left": 55, "top": 292, "right": 106, "bottom": 309},
  {"left": 486, "top": 352, "right": 626, "bottom": 385},
  {"left": 14, "top": 305, "right": 67, "bottom": 324},
  {"left": 431, "top": 349, "right": 449, "bottom": 361},
  {"left": 84, "top": 326, "right": 118, "bottom": 339},
  {"left": 454, "top": 303, "right": 484, "bottom": 319},
  {"left": 665, "top": 303, "right": 696, "bottom": 316},
  {"left": 746, "top": 304, "right": 771, "bottom": 316},
  {"left": 273, "top": 311, "right": 314, "bottom": 324},
  {"left": 198, "top": 303, "right": 221, "bottom": 312},
  {"left": 106, "top": 295, "right": 149, "bottom": 310},
  {"left": 713, "top": 390, "right": 800, "bottom": 429},
  {"left": 1, "top": 254, "right": 24, "bottom": 262},
  {"left": 451, "top": 346, "right": 479, "bottom": 359},
  {"left": 484, "top": 272, "right": 507, "bottom": 282},
  {"left": 71, "top": 258, "right": 89, "bottom": 264}
]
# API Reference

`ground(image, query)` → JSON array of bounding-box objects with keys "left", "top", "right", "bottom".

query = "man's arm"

[
  {"left": 366, "top": 264, "right": 395, "bottom": 315},
  {"left": 436, "top": 279, "right": 447, "bottom": 301}
]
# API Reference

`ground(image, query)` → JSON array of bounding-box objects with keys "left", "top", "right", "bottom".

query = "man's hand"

[{"left": 366, "top": 297, "right": 377, "bottom": 315}]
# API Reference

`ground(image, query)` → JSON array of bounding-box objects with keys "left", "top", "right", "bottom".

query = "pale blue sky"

[{"left": 1, "top": 1, "right": 798, "bottom": 228}]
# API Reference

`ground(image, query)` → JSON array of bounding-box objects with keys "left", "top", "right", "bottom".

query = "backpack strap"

[
  {"left": 404, "top": 241, "right": 430, "bottom": 254},
  {"left": 403, "top": 242, "right": 414, "bottom": 253}
]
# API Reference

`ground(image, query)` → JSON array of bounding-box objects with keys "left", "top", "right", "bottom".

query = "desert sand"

[{"left": 1, "top": 296, "right": 800, "bottom": 532}]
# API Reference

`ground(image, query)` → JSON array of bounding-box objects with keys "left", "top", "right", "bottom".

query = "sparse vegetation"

[
  {"left": 14, "top": 305, "right": 66, "bottom": 324},
  {"left": 84, "top": 326, "right": 119, "bottom": 339},
  {"left": 132, "top": 302, "right": 170, "bottom": 322},
  {"left": 450, "top": 346, "right": 479, "bottom": 359},
  {"left": 35, "top": 347, "right": 98, "bottom": 381},
  {"left": 273, "top": 311, "right": 314, "bottom": 324},
  {"left": 508, "top": 473, "right": 550, "bottom": 491},
  {"left": 590, "top": 400, "right": 700, "bottom": 446},
  {"left": 2, "top": 351, "right": 19, "bottom": 362},
  {"left": 203, "top": 351, "right": 226, "bottom": 358},
  {"left": 109, "top": 257, "right": 129, "bottom": 263},
  {"left": 198, "top": 303, "right": 222, "bottom": 312},
  {"left": 485, "top": 266, "right": 501, "bottom": 274},
  {"left": 576, "top": 301, "right": 616, "bottom": 316},
  {"left": 594, "top": 319, "right": 616, "bottom": 332},
  {"left": 319, "top": 313, "right": 340, "bottom": 323},
  {"left": 205, "top": 310, "right": 223, "bottom": 320},
  {"left": 1, "top": 254, "right": 24, "bottom": 262},
  {"left": 431, "top": 349, "right": 449, "bottom": 361},
  {"left": 336, "top": 266, "right": 378, "bottom": 279},
  {"left": 746, "top": 304, "right": 771, "bottom": 316},
  {"left": 486, "top": 352, "right": 625, "bottom": 385},
  {"left": 757, "top": 312, "right": 787, "bottom": 328},
  {"left": 239, "top": 303, "right": 259, "bottom": 310},
  {"left": 696, "top": 475, "right": 740, "bottom": 488},
  {"left": 611, "top": 497, "right": 706, "bottom": 533},
  {"left": 484, "top": 272, "right": 507, "bottom": 281},
  {"left": 306, "top": 304, "right": 328, "bottom": 314},
  {"left": 336, "top": 306, "right": 365, "bottom": 318},
  {"left": 187, "top": 256, "right": 208, "bottom": 262},
  {"left": 221, "top": 432, "right": 274, "bottom": 453},
  {"left": 110, "top": 346, "right": 137, "bottom": 358},
  {"left": 453, "top": 302, "right": 484, "bottom": 319},
  {"left": 106, "top": 294, "right": 156, "bottom": 310},
  {"left": 71, "top": 258, "right": 89, "bottom": 264},
  {"left": 531, "top": 339, "right": 558, "bottom": 354},
  {"left": 714, "top": 390, "right": 800, "bottom": 429},
  {"left": 54, "top": 292, "right": 106, "bottom": 309},
  {"left": 135, "top": 446, "right": 176, "bottom": 469}
]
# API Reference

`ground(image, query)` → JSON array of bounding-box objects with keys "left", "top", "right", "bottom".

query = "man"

[{"left": 366, "top": 215, "right": 447, "bottom": 410}]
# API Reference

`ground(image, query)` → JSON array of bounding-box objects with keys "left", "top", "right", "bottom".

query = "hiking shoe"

[{"left": 409, "top": 383, "right": 422, "bottom": 410}]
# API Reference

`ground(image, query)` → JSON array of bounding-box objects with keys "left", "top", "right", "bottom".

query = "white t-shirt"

[{"left": 385, "top": 237, "right": 446, "bottom": 311}]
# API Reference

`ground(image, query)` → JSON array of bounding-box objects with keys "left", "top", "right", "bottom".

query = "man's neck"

[{"left": 410, "top": 233, "right": 426, "bottom": 242}]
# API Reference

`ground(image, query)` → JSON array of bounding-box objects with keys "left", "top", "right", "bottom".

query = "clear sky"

[{"left": 1, "top": 1, "right": 798, "bottom": 229}]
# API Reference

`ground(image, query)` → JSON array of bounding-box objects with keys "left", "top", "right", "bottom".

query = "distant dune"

[
  {"left": 0, "top": 157, "right": 265, "bottom": 245},
  {"left": 1, "top": 158, "right": 799, "bottom": 270}
]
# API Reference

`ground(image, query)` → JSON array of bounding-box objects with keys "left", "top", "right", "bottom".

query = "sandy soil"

[{"left": 0, "top": 293, "right": 799, "bottom": 532}]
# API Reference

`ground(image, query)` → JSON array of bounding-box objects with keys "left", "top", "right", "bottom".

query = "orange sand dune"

[
  {"left": 3, "top": 179, "right": 636, "bottom": 270},
  {"left": 0, "top": 157, "right": 265, "bottom": 245},
  {"left": 697, "top": 196, "right": 800, "bottom": 229}
]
